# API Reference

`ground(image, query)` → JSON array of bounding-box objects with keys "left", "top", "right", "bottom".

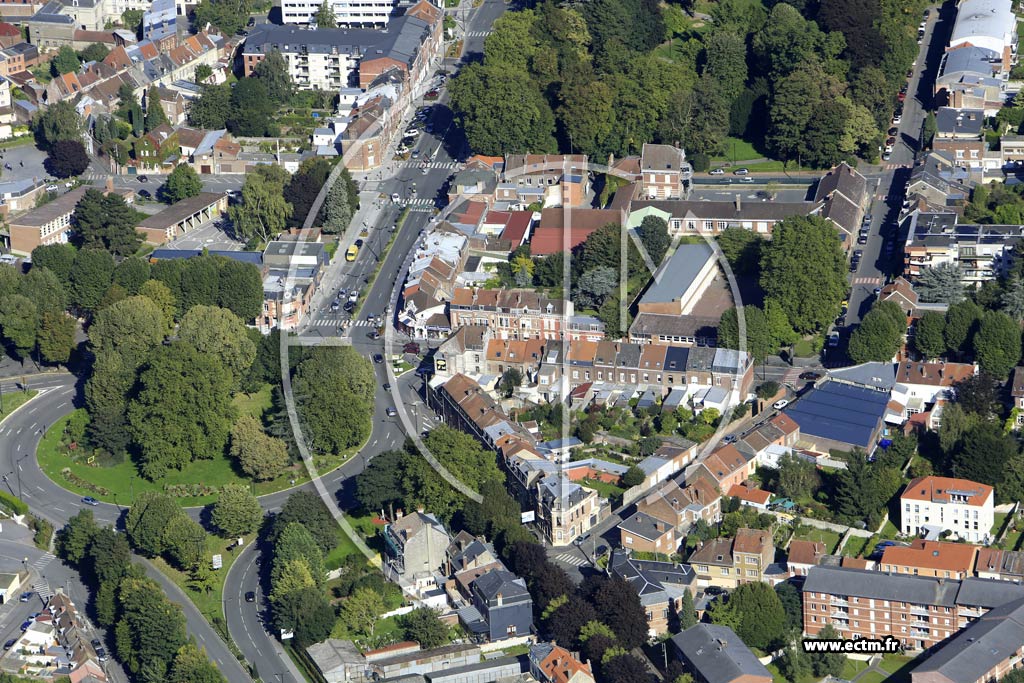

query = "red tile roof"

[
  {"left": 880, "top": 539, "right": 979, "bottom": 574},
  {"left": 500, "top": 210, "right": 533, "bottom": 245},
  {"left": 787, "top": 539, "right": 826, "bottom": 566},
  {"left": 901, "top": 476, "right": 993, "bottom": 507},
  {"left": 727, "top": 483, "right": 771, "bottom": 506}
]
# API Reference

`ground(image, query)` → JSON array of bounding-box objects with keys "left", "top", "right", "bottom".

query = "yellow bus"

[{"left": 345, "top": 245, "right": 359, "bottom": 262}]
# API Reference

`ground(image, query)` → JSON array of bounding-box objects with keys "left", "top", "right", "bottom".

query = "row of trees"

[
  {"left": 55, "top": 510, "right": 227, "bottom": 683},
  {"left": 188, "top": 51, "right": 292, "bottom": 137}
]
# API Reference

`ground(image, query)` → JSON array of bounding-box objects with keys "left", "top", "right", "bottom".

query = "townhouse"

[
  {"left": 462, "top": 568, "right": 533, "bottom": 642},
  {"left": 617, "top": 511, "right": 677, "bottom": 555},
  {"left": 535, "top": 473, "right": 606, "bottom": 547},
  {"left": 625, "top": 195, "right": 815, "bottom": 238},
  {"left": 933, "top": 107, "right": 986, "bottom": 169},
  {"left": 900, "top": 476, "right": 994, "bottom": 544},
  {"left": 686, "top": 528, "right": 774, "bottom": 590},
  {"left": 693, "top": 444, "right": 752, "bottom": 495},
  {"left": 802, "top": 565, "right": 1024, "bottom": 652},
  {"left": 814, "top": 162, "right": 870, "bottom": 241},
  {"left": 879, "top": 540, "right": 979, "bottom": 580},
  {"left": 787, "top": 540, "right": 827, "bottom": 578},
  {"left": 609, "top": 549, "right": 696, "bottom": 637},
  {"left": 447, "top": 287, "right": 605, "bottom": 342},
  {"left": 500, "top": 154, "right": 590, "bottom": 208},
  {"left": 528, "top": 642, "right": 595, "bottom": 683},
  {"left": 635, "top": 477, "right": 721, "bottom": 532},
  {"left": 975, "top": 548, "right": 1024, "bottom": 582},
  {"left": 637, "top": 143, "right": 692, "bottom": 200},
  {"left": 383, "top": 510, "right": 451, "bottom": 578}
]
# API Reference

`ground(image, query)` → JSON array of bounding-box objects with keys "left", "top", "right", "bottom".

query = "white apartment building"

[
  {"left": 901, "top": 475, "right": 994, "bottom": 544},
  {"left": 280, "top": 0, "right": 394, "bottom": 27}
]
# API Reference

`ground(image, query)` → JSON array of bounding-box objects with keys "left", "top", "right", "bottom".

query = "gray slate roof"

[
  {"left": 639, "top": 243, "right": 714, "bottom": 306},
  {"left": 473, "top": 568, "right": 530, "bottom": 603},
  {"left": 671, "top": 624, "right": 771, "bottom": 683},
  {"left": 828, "top": 362, "right": 897, "bottom": 392},
  {"left": 618, "top": 512, "right": 671, "bottom": 541},
  {"left": 803, "top": 566, "right": 961, "bottom": 606}
]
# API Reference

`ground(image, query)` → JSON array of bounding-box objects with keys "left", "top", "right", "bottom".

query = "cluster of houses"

[{"left": 0, "top": 592, "right": 108, "bottom": 683}]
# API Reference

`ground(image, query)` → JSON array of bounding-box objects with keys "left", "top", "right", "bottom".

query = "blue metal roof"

[
  {"left": 783, "top": 380, "right": 889, "bottom": 448},
  {"left": 149, "top": 249, "right": 263, "bottom": 266}
]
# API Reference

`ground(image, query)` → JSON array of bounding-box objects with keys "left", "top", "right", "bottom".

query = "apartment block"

[
  {"left": 687, "top": 528, "right": 774, "bottom": 589},
  {"left": 900, "top": 476, "right": 994, "bottom": 544},
  {"left": 903, "top": 211, "right": 1024, "bottom": 286},
  {"left": 879, "top": 539, "right": 980, "bottom": 580},
  {"left": 280, "top": 0, "right": 394, "bottom": 27}
]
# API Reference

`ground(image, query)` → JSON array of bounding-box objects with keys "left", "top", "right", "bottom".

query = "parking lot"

[{"left": 161, "top": 220, "right": 246, "bottom": 251}]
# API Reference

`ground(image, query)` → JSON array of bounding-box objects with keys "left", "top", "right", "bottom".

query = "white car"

[
  {"left": 892, "top": 114, "right": 902, "bottom": 124},
  {"left": 391, "top": 193, "right": 400, "bottom": 203},
  {"left": 773, "top": 399, "right": 789, "bottom": 410},
  {"left": 45, "top": 184, "right": 58, "bottom": 192}
]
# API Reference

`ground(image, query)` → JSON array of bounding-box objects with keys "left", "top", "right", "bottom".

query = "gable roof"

[
  {"left": 787, "top": 540, "right": 826, "bottom": 567},
  {"left": 618, "top": 511, "right": 673, "bottom": 542},
  {"left": 901, "top": 476, "right": 993, "bottom": 507},
  {"left": 671, "top": 624, "right": 772, "bottom": 683},
  {"left": 881, "top": 539, "right": 979, "bottom": 574},
  {"left": 783, "top": 380, "right": 889, "bottom": 448}
]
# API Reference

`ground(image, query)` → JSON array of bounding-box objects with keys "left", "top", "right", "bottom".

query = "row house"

[
  {"left": 448, "top": 287, "right": 605, "bottom": 342},
  {"left": 617, "top": 511, "right": 677, "bottom": 555},
  {"left": 528, "top": 642, "right": 595, "bottom": 683},
  {"left": 933, "top": 108, "right": 985, "bottom": 169},
  {"left": 535, "top": 473, "right": 606, "bottom": 547},
  {"left": 383, "top": 510, "right": 451, "bottom": 578},
  {"left": 802, "top": 565, "right": 1024, "bottom": 652},
  {"left": 500, "top": 154, "right": 590, "bottom": 208},
  {"left": 879, "top": 539, "right": 980, "bottom": 580},
  {"left": 891, "top": 361, "right": 975, "bottom": 420},
  {"left": 432, "top": 325, "right": 490, "bottom": 379},
  {"left": 903, "top": 211, "right": 1024, "bottom": 285},
  {"left": 975, "top": 547, "right": 1024, "bottom": 582},
  {"left": 935, "top": 46, "right": 1006, "bottom": 114},
  {"left": 625, "top": 194, "right": 816, "bottom": 238},
  {"left": 483, "top": 337, "right": 546, "bottom": 381},
  {"left": 432, "top": 373, "right": 533, "bottom": 452},
  {"left": 635, "top": 476, "right": 721, "bottom": 532},
  {"left": 906, "top": 152, "right": 972, "bottom": 211},
  {"left": 692, "top": 443, "right": 755, "bottom": 495},
  {"left": 0, "top": 42, "right": 39, "bottom": 79},
  {"left": 814, "top": 162, "right": 870, "bottom": 240},
  {"left": 686, "top": 528, "right": 775, "bottom": 590},
  {"left": 787, "top": 540, "right": 827, "bottom": 578}
]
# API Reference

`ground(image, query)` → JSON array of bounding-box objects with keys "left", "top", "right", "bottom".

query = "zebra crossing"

[
  {"left": 466, "top": 30, "right": 492, "bottom": 37},
  {"left": 851, "top": 276, "right": 883, "bottom": 286},
  {"left": 309, "top": 318, "right": 375, "bottom": 328},
  {"left": 402, "top": 161, "right": 460, "bottom": 170},
  {"left": 33, "top": 582, "right": 53, "bottom": 601},
  {"left": 31, "top": 553, "right": 55, "bottom": 573},
  {"left": 552, "top": 552, "right": 591, "bottom": 568}
]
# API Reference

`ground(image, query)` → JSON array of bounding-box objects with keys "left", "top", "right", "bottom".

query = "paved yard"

[{"left": 162, "top": 220, "right": 246, "bottom": 251}]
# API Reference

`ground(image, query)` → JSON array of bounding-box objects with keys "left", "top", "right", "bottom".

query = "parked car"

[
  {"left": 81, "top": 496, "right": 99, "bottom": 506},
  {"left": 853, "top": 249, "right": 864, "bottom": 259},
  {"left": 882, "top": 151, "right": 892, "bottom": 161},
  {"left": 709, "top": 168, "right": 725, "bottom": 175},
  {"left": 382, "top": 383, "right": 390, "bottom": 391},
  {"left": 18, "top": 592, "right": 31, "bottom": 602},
  {"left": 4, "top": 640, "right": 15, "bottom": 650},
  {"left": 799, "top": 371, "right": 822, "bottom": 381},
  {"left": 772, "top": 399, "right": 789, "bottom": 410},
  {"left": 892, "top": 113, "right": 902, "bottom": 124},
  {"left": 19, "top": 621, "right": 31, "bottom": 632},
  {"left": 373, "top": 353, "right": 384, "bottom": 364},
  {"left": 45, "top": 184, "right": 58, "bottom": 192},
  {"left": 424, "top": 90, "right": 439, "bottom": 99},
  {"left": 857, "top": 233, "right": 869, "bottom": 244},
  {"left": 732, "top": 168, "right": 749, "bottom": 176},
  {"left": 887, "top": 126, "right": 898, "bottom": 136},
  {"left": 137, "top": 175, "right": 149, "bottom": 183},
  {"left": 91, "top": 639, "right": 102, "bottom": 649},
  {"left": 96, "top": 648, "right": 108, "bottom": 662},
  {"left": 704, "top": 586, "right": 727, "bottom": 596},
  {"left": 138, "top": 189, "right": 152, "bottom": 199},
  {"left": 886, "top": 136, "right": 897, "bottom": 146}
]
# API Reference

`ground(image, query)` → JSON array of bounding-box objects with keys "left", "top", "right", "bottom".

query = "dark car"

[
  {"left": 425, "top": 90, "right": 439, "bottom": 99},
  {"left": 137, "top": 175, "right": 149, "bottom": 183},
  {"left": 382, "top": 383, "right": 390, "bottom": 391},
  {"left": 373, "top": 353, "right": 384, "bottom": 364},
  {"left": 138, "top": 189, "right": 152, "bottom": 199},
  {"left": 19, "top": 621, "right": 31, "bottom": 632},
  {"left": 245, "top": 591, "right": 256, "bottom": 602},
  {"left": 3, "top": 639, "right": 14, "bottom": 650},
  {"left": 91, "top": 639, "right": 102, "bottom": 649},
  {"left": 18, "top": 592, "right": 31, "bottom": 603},
  {"left": 96, "top": 648, "right": 108, "bottom": 662},
  {"left": 354, "top": 239, "right": 363, "bottom": 247},
  {"left": 704, "top": 586, "right": 727, "bottom": 596},
  {"left": 799, "top": 371, "right": 822, "bottom": 381}
]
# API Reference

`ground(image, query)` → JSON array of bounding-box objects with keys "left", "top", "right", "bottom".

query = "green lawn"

[
  {"left": 879, "top": 519, "right": 902, "bottom": 540},
  {"left": 580, "top": 478, "right": 625, "bottom": 501},
  {"left": 857, "top": 672, "right": 888, "bottom": 683},
  {"left": 330, "top": 612, "right": 403, "bottom": 641},
  {"left": 37, "top": 409, "right": 367, "bottom": 506},
  {"left": 792, "top": 526, "right": 841, "bottom": 553},
  {"left": 712, "top": 137, "right": 763, "bottom": 164},
  {"left": 841, "top": 658, "right": 870, "bottom": 679},
  {"left": 232, "top": 384, "right": 273, "bottom": 421},
  {"left": 151, "top": 534, "right": 250, "bottom": 624},
  {"left": 842, "top": 534, "right": 878, "bottom": 559},
  {"left": 0, "top": 390, "right": 37, "bottom": 423},
  {"left": 879, "top": 654, "right": 917, "bottom": 683}
]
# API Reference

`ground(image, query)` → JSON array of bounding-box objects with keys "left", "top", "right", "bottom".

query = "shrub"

[{"left": 0, "top": 489, "right": 28, "bottom": 516}]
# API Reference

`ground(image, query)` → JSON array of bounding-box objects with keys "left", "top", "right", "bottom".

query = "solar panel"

[{"left": 784, "top": 382, "right": 889, "bottom": 447}]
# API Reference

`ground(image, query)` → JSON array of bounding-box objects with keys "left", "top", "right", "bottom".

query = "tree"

[
  {"left": 847, "top": 301, "right": 905, "bottom": 363},
  {"left": 126, "top": 491, "right": 181, "bottom": 556},
  {"left": 545, "top": 599, "right": 598, "bottom": 646},
  {"left": 621, "top": 465, "right": 644, "bottom": 488},
  {"left": 168, "top": 642, "right": 228, "bottom": 683},
  {"left": 914, "top": 310, "right": 947, "bottom": 359},
  {"left": 322, "top": 174, "right": 353, "bottom": 234},
  {"left": 312, "top": 0, "right": 335, "bottom": 25},
  {"left": 37, "top": 312, "right": 76, "bottom": 364},
  {"left": 717, "top": 306, "right": 774, "bottom": 362},
  {"left": 20, "top": 267, "right": 68, "bottom": 316},
  {"left": 276, "top": 491, "right": 339, "bottom": 554},
  {"left": 775, "top": 581, "right": 802, "bottom": 631},
  {"left": 228, "top": 78, "right": 277, "bottom": 137},
  {"left": 163, "top": 514, "right": 206, "bottom": 569},
  {"left": 46, "top": 139, "right": 90, "bottom": 178},
  {"left": 953, "top": 373, "right": 1002, "bottom": 419},
  {"left": 355, "top": 449, "right": 404, "bottom": 517},
  {"left": 51, "top": 45, "right": 80, "bottom": 76},
  {"left": 77, "top": 42, "right": 109, "bottom": 63},
  {"left": 253, "top": 50, "right": 293, "bottom": 104},
  {"left": 178, "top": 305, "right": 256, "bottom": 384},
  {"left": 777, "top": 452, "right": 819, "bottom": 500},
  {"left": 583, "top": 575, "right": 648, "bottom": 649},
  {"left": 271, "top": 585, "right": 334, "bottom": 646},
  {"left": 73, "top": 188, "right": 143, "bottom": 255},
  {"left": 194, "top": 64, "right": 213, "bottom": 85},
  {"left": 192, "top": 0, "right": 251, "bottom": 36},
  {"left": 756, "top": 381, "right": 780, "bottom": 400},
  {"left": 703, "top": 31, "right": 748, "bottom": 102},
  {"left": 89, "top": 295, "right": 166, "bottom": 370},
  {"left": 85, "top": 350, "right": 134, "bottom": 453},
  {"left": 603, "top": 654, "right": 651, "bottom": 683},
  {"left": 272, "top": 522, "right": 325, "bottom": 589},
  {"left": 974, "top": 310, "right": 1021, "bottom": 379},
  {"left": 31, "top": 244, "right": 76, "bottom": 287},
  {"left": 449, "top": 63, "right": 557, "bottom": 155},
  {"left": 777, "top": 646, "right": 813, "bottom": 683},
  {"left": 229, "top": 166, "right": 292, "bottom": 245},
  {"left": 284, "top": 158, "right": 331, "bottom": 226},
  {"left": 145, "top": 85, "right": 169, "bottom": 132},
  {"left": 229, "top": 415, "right": 290, "bottom": 481},
  {"left": 945, "top": 299, "right": 983, "bottom": 356},
  {"left": 498, "top": 367, "right": 523, "bottom": 398},
  {"left": 717, "top": 227, "right": 763, "bottom": 276},
  {"left": 810, "top": 624, "right": 847, "bottom": 677},
  {"left": 188, "top": 84, "right": 232, "bottom": 130},
  {"left": 216, "top": 258, "right": 263, "bottom": 322},
  {"left": 210, "top": 484, "right": 263, "bottom": 538},
  {"left": 575, "top": 266, "right": 618, "bottom": 310},
  {"left": 637, "top": 215, "right": 670, "bottom": 266},
  {"left": 339, "top": 587, "right": 385, "bottom": 637},
  {"left": 35, "top": 100, "right": 83, "bottom": 150},
  {"left": 293, "top": 346, "right": 375, "bottom": 457},
  {"left": 55, "top": 509, "right": 98, "bottom": 566},
  {"left": 0, "top": 294, "right": 38, "bottom": 359},
  {"left": 114, "top": 258, "right": 152, "bottom": 295},
  {"left": 163, "top": 164, "right": 202, "bottom": 204},
  {"left": 760, "top": 215, "right": 847, "bottom": 333},
  {"left": 677, "top": 588, "right": 697, "bottom": 630},
  {"left": 953, "top": 422, "right": 1019, "bottom": 487},
  {"left": 708, "top": 581, "right": 787, "bottom": 650},
  {"left": 139, "top": 279, "right": 176, "bottom": 331},
  {"left": 917, "top": 263, "right": 966, "bottom": 304},
  {"left": 128, "top": 343, "right": 236, "bottom": 479},
  {"left": 399, "top": 608, "right": 448, "bottom": 649}
]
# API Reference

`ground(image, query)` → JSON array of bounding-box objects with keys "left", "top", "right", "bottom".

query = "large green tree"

[
  {"left": 293, "top": 346, "right": 374, "bottom": 456},
  {"left": 228, "top": 166, "right": 292, "bottom": 245},
  {"left": 708, "top": 581, "right": 787, "bottom": 651},
  {"left": 35, "top": 100, "right": 83, "bottom": 150},
  {"left": 187, "top": 84, "right": 232, "bottom": 130},
  {"left": 145, "top": 85, "right": 169, "bottom": 132},
  {"left": 177, "top": 305, "right": 256, "bottom": 384},
  {"left": 125, "top": 491, "right": 182, "bottom": 556},
  {"left": 974, "top": 310, "right": 1021, "bottom": 379},
  {"left": 210, "top": 484, "right": 263, "bottom": 538},
  {"left": 229, "top": 415, "right": 290, "bottom": 481},
  {"left": 847, "top": 301, "right": 905, "bottom": 363},
  {"left": 192, "top": 0, "right": 251, "bottom": 36},
  {"left": 115, "top": 576, "right": 188, "bottom": 678},
  {"left": 89, "top": 295, "right": 166, "bottom": 370},
  {"left": 917, "top": 263, "right": 966, "bottom": 304},
  {"left": 74, "top": 189, "right": 143, "bottom": 256},
  {"left": 228, "top": 78, "right": 277, "bottom": 137},
  {"left": 760, "top": 215, "right": 847, "bottom": 333},
  {"left": 0, "top": 294, "right": 39, "bottom": 360},
  {"left": 163, "top": 164, "right": 203, "bottom": 204},
  {"left": 914, "top": 310, "right": 947, "bottom": 359},
  {"left": 252, "top": 50, "right": 293, "bottom": 104}
]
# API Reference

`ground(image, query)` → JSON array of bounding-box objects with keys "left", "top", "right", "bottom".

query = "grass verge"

[
  {"left": 0, "top": 390, "right": 37, "bottom": 422},
  {"left": 36, "top": 406, "right": 369, "bottom": 506},
  {"left": 353, "top": 207, "right": 409, "bottom": 319},
  {"left": 150, "top": 534, "right": 250, "bottom": 624}
]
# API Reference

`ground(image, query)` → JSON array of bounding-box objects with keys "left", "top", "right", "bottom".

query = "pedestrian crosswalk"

[
  {"left": 552, "top": 552, "right": 591, "bottom": 568},
  {"left": 402, "top": 161, "right": 460, "bottom": 170},
  {"left": 31, "top": 554, "right": 55, "bottom": 573},
  {"left": 466, "top": 30, "right": 492, "bottom": 37},
  {"left": 309, "top": 318, "right": 376, "bottom": 328},
  {"left": 851, "top": 276, "right": 883, "bottom": 285}
]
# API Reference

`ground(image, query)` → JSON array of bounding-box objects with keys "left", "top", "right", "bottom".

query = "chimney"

[
  {"left": 735, "top": 194, "right": 741, "bottom": 212},
  {"left": 496, "top": 592, "right": 503, "bottom": 606}
]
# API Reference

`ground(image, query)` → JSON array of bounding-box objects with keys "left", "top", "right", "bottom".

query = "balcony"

[
  {"left": 830, "top": 611, "right": 850, "bottom": 620},
  {"left": 911, "top": 620, "right": 931, "bottom": 629},
  {"left": 830, "top": 597, "right": 849, "bottom": 607},
  {"left": 910, "top": 629, "right": 930, "bottom": 638},
  {"left": 910, "top": 606, "right": 930, "bottom": 617}
]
